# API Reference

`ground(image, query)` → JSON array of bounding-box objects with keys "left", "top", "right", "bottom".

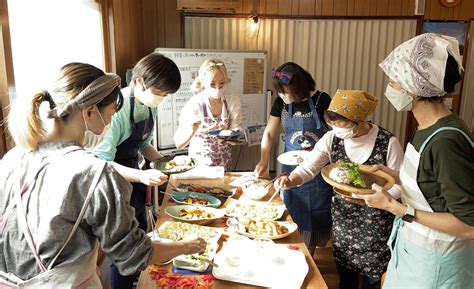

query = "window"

[{"left": 7, "top": 0, "right": 104, "bottom": 99}]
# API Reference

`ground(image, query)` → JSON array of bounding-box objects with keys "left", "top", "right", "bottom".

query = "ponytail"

[
  {"left": 8, "top": 92, "right": 51, "bottom": 150},
  {"left": 191, "top": 77, "right": 203, "bottom": 94}
]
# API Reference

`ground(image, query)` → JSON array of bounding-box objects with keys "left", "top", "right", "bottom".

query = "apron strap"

[
  {"left": 12, "top": 146, "right": 83, "bottom": 273},
  {"left": 47, "top": 161, "right": 105, "bottom": 270},
  {"left": 307, "top": 94, "right": 322, "bottom": 130},
  {"left": 201, "top": 97, "right": 229, "bottom": 119},
  {"left": 419, "top": 127, "right": 474, "bottom": 154}
]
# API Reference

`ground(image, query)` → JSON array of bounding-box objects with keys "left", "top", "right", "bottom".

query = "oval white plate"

[
  {"left": 226, "top": 218, "right": 298, "bottom": 240},
  {"left": 165, "top": 205, "right": 225, "bottom": 225},
  {"left": 277, "top": 150, "right": 310, "bottom": 166}
]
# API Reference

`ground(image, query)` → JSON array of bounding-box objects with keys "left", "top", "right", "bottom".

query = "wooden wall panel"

[
  {"left": 424, "top": 0, "right": 474, "bottom": 20},
  {"left": 277, "top": 0, "right": 292, "bottom": 14}
]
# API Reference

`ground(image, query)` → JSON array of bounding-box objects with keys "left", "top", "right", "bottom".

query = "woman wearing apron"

[
  {"left": 93, "top": 53, "right": 190, "bottom": 289},
  {"left": 174, "top": 59, "right": 242, "bottom": 172},
  {"left": 357, "top": 33, "right": 474, "bottom": 289},
  {"left": 254, "top": 62, "right": 333, "bottom": 255},
  {"left": 0, "top": 63, "right": 206, "bottom": 289},
  {"left": 275, "top": 90, "right": 405, "bottom": 289}
]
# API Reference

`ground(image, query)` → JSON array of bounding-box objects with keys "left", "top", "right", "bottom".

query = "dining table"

[{"left": 136, "top": 172, "right": 328, "bottom": 289}]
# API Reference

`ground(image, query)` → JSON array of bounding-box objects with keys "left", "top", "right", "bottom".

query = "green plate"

[
  {"left": 177, "top": 183, "right": 234, "bottom": 198},
  {"left": 151, "top": 155, "right": 198, "bottom": 174}
]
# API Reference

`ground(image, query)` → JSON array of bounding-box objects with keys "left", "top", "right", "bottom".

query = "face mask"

[
  {"left": 206, "top": 85, "right": 227, "bottom": 100},
  {"left": 83, "top": 106, "right": 110, "bottom": 148},
  {"left": 331, "top": 125, "right": 356, "bottom": 139},
  {"left": 384, "top": 85, "right": 413, "bottom": 112},
  {"left": 139, "top": 81, "right": 166, "bottom": 108},
  {"left": 278, "top": 93, "right": 291, "bottom": 104}
]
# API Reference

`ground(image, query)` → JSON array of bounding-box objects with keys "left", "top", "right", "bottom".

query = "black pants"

[
  {"left": 336, "top": 263, "right": 381, "bottom": 289},
  {"left": 110, "top": 183, "right": 147, "bottom": 289}
]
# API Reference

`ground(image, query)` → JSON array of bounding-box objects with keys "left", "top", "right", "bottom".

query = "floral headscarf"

[{"left": 327, "top": 89, "right": 378, "bottom": 122}]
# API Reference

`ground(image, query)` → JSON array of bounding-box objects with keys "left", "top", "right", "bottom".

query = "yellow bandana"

[{"left": 328, "top": 90, "right": 378, "bottom": 122}]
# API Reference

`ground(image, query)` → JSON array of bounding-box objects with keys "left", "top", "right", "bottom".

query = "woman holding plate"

[
  {"left": 357, "top": 33, "right": 474, "bottom": 289},
  {"left": 254, "top": 62, "right": 333, "bottom": 256},
  {"left": 275, "top": 89, "right": 404, "bottom": 289},
  {"left": 174, "top": 59, "right": 242, "bottom": 171}
]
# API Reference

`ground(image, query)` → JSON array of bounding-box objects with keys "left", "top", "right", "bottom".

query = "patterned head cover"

[
  {"left": 272, "top": 68, "right": 293, "bottom": 85},
  {"left": 47, "top": 74, "right": 121, "bottom": 118},
  {"left": 379, "top": 33, "right": 463, "bottom": 97},
  {"left": 328, "top": 89, "right": 378, "bottom": 122}
]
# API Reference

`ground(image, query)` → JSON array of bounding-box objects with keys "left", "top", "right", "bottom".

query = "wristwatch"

[{"left": 402, "top": 204, "right": 416, "bottom": 223}]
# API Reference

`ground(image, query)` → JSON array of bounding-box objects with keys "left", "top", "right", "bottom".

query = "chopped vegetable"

[{"left": 339, "top": 162, "right": 366, "bottom": 188}]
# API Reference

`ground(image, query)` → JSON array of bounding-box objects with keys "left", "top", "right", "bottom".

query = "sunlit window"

[{"left": 7, "top": 0, "right": 104, "bottom": 100}]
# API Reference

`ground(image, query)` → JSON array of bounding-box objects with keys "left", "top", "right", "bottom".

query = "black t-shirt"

[{"left": 270, "top": 91, "right": 331, "bottom": 126}]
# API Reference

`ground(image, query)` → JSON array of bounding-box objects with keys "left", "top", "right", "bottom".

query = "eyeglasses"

[{"left": 272, "top": 68, "right": 293, "bottom": 85}]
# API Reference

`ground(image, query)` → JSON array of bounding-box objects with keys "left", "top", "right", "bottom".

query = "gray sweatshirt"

[{"left": 0, "top": 142, "right": 152, "bottom": 280}]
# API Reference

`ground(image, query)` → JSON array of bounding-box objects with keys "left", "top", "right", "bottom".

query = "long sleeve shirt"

[
  {"left": 0, "top": 142, "right": 152, "bottom": 280},
  {"left": 293, "top": 124, "right": 404, "bottom": 198}
]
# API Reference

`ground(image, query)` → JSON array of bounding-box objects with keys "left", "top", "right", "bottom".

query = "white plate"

[
  {"left": 164, "top": 205, "right": 225, "bottom": 225},
  {"left": 277, "top": 150, "right": 310, "bottom": 166},
  {"left": 222, "top": 198, "right": 285, "bottom": 221},
  {"left": 212, "top": 240, "right": 308, "bottom": 288},
  {"left": 227, "top": 218, "right": 297, "bottom": 240}
]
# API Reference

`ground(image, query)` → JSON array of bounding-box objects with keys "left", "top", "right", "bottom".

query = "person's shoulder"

[
  {"left": 226, "top": 94, "right": 241, "bottom": 104},
  {"left": 315, "top": 91, "right": 331, "bottom": 110},
  {"left": 2, "top": 146, "right": 27, "bottom": 164}
]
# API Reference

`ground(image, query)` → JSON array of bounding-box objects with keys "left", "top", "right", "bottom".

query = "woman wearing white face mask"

[
  {"left": 93, "top": 53, "right": 184, "bottom": 289},
  {"left": 355, "top": 33, "right": 474, "bottom": 289},
  {"left": 0, "top": 63, "right": 207, "bottom": 288},
  {"left": 174, "top": 59, "right": 242, "bottom": 171},
  {"left": 254, "top": 62, "right": 333, "bottom": 257},
  {"left": 274, "top": 89, "right": 404, "bottom": 289}
]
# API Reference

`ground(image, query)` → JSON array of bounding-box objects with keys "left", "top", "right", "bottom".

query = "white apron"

[
  {"left": 383, "top": 127, "right": 474, "bottom": 289},
  {"left": 0, "top": 148, "right": 104, "bottom": 289}
]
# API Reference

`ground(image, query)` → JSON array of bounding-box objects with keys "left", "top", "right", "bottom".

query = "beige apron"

[{"left": 0, "top": 150, "right": 104, "bottom": 289}]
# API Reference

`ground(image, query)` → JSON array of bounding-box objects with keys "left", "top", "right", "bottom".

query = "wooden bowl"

[{"left": 321, "top": 163, "right": 395, "bottom": 199}]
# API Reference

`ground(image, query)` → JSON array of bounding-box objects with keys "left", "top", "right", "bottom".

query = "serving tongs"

[
  {"left": 146, "top": 204, "right": 162, "bottom": 242},
  {"left": 196, "top": 256, "right": 219, "bottom": 268}
]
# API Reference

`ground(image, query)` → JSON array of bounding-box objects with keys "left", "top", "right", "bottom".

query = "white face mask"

[
  {"left": 83, "top": 106, "right": 110, "bottom": 148},
  {"left": 278, "top": 92, "right": 291, "bottom": 104},
  {"left": 206, "top": 85, "right": 228, "bottom": 100},
  {"left": 331, "top": 125, "right": 356, "bottom": 139},
  {"left": 384, "top": 85, "right": 413, "bottom": 112},
  {"left": 138, "top": 81, "right": 166, "bottom": 108}
]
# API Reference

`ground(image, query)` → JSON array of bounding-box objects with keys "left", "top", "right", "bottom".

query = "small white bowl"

[{"left": 241, "top": 179, "right": 271, "bottom": 200}]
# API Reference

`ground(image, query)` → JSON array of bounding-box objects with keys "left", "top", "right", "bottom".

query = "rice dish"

[
  {"left": 329, "top": 167, "right": 351, "bottom": 184},
  {"left": 219, "top": 130, "right": 233, "bottom": 137},
  {"left": 173, "top": 155, "right": 193, "bottom": 166}
]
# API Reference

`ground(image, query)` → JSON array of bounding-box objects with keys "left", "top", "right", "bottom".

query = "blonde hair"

[
  {"left": 191, "top": 59, "right": 231, "bottom": 94},
  {"left": 8, "top": 63, "right": 121, "bottom": 151}
]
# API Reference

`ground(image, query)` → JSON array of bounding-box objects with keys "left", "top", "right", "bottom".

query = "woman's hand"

[
  {"left": 370, "top": 164, "right": 401, "bottom": 184},
  {"left": 274, "top": 176, "right": 290, "bottom": 191},
  {"left": 354, "top": 183, "right": 405, "bottom": 215},
  {"left": 139, "top": 169, "right": 168, "bottom": 186},
  {"left": 254, "top": 160, "right": 268, "bottom": 178},
  {"left": 183, "top": 238, "right": 207, "bottom": 255}
]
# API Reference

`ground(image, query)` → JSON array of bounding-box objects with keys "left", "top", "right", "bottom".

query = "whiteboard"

[{"left": 154, "top": 48, "right": 268, "bottom": 149}]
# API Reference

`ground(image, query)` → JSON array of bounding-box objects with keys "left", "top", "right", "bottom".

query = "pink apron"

[
  {"left": 0, "top": 147, "right": 104, "bottom": 289},
  {"left": 189, "top": 97, "right": 232, "bottom": 171}
]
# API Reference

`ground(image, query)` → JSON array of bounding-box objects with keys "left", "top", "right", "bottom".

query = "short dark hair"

[
  {"left": 273, "top": 62, "right": 315, "bottom": 102},
  {"left": 323, "top": 110, "right": 356, "bottom": 125},
  {"left": 418, "top": 53, "right": 461, "bottom": 103},
  {"left": 131, "top": 53, "right": 181, "bottom": 94}
]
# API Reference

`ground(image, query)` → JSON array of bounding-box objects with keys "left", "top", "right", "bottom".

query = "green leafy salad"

[{"left": 339, "top": 162, "right": 367, "bottom": 188}]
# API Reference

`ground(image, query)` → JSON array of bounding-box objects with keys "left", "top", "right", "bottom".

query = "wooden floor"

[{"left": 313, "top": 242, "right": 339, "bottom": 289}]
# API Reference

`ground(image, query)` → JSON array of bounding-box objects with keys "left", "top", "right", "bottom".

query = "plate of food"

[
  {"left": 321, "top": 162, "right": 395, "bottom": 199},
  {"left": 176, "top": 183, "right": 235, "bottom": 198},
  {"left": 223, "top": 198, "right": 285, "bottom": 221},
  {"left": 164, "top": 205, "right": 225, "bottom": 225},
  {"left": 208, "top": 129, "right": 241, "bottom": 140},
  {"left": 277, "top": 150, "right": 309, "bottom": 166},
  {"left": 240, "top": 179, "right": 271, "bottom": 200},
  {"left": 152, "top": 221, "right": 224, "bottom": 272},
  {"left": 151, "top": 155, "right": 197, "bottom": 174},
  {"left": 227, "top": 218, "right": 297, "bottom": 240},
  {"left": 171, "top": 191, "right": 221, "bottom": 208}
]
